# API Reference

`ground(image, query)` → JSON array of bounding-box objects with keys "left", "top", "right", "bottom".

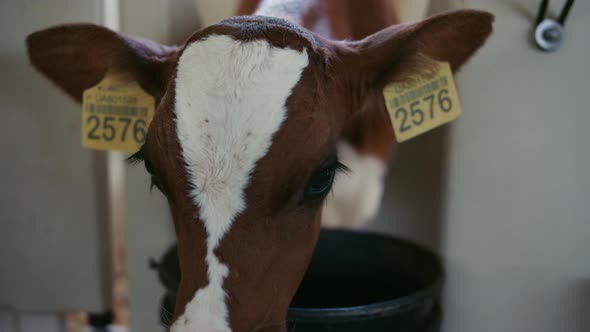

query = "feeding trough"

[{"left": 151, "top": 229, "right": 443, "bottom": 332}]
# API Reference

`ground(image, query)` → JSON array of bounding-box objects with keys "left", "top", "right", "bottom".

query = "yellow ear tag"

[
  {"left": 81, "top": 70, "right": 155, "bottom": 152},
  {"left": 383, "top": 57, "right": 462, "bottom": 143}
]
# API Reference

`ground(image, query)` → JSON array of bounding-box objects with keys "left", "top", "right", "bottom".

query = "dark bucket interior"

[
  {"left": 151, "top": 229, "right": 444, "bottom": 331},
  {"left": 287, "top": 230, "right": 443, "bottom": 331}
]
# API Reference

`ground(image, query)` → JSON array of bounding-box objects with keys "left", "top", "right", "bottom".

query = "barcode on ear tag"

[
  {"left": 383, "top": 57, "right": 462, "bottom": 143},
  {"left": 81, "top": 70, "right": 155, "bottom": 152}
]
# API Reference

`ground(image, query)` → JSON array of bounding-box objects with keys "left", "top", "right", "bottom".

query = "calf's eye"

[
  {"left": 303, "top": 159, "right": 349, "bottom": 201},
  {"left": 127, "top": 148, "right": 165, "bottom": 193}
]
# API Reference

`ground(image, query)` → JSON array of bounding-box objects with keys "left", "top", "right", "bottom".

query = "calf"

[{"left": 27, "top": 1, "right": 492, "bottom": 331}]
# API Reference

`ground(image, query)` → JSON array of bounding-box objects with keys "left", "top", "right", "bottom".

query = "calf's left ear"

[
  {"left": 330, "top": 9, "right": 493, "bottom": 108},
  {"left": 27, "top": 24, "right": 179, "bottom": 104}
]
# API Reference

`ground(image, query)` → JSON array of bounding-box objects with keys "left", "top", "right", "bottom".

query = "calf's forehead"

[
  {"left": 174, "top": 33, "right": 309, "bottom": 215},
  {"left": 174, "top": 33, "right": 309, "bottom": 242}
]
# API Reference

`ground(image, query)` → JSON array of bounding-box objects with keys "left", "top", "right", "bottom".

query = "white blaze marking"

[
  {"left": 171, "top": 35, "right": 308, "bottom": 332},
  {"left": 322, "top": 142, "right": 386, "bottom": 228}
]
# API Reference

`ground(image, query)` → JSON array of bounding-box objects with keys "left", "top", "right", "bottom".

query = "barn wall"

[
  {"left": 439, "top": 0, "right": 590, "bottom": 331},
  {"left": 374, "top": 1, "right": 590, "bottom": 331},
  {"left": 0, "top": 0, "right": 108, "bottom": 313},
  {"left": 0, "top": 1, "right": 110, "bottom": 331}
]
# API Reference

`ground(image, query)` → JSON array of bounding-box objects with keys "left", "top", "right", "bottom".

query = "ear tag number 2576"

[
  {"left": 383, "top": 58, "right": 462, "bottom": 142},
  {"left": 81, "top": 70, "right": 155, "bottom": 152}
]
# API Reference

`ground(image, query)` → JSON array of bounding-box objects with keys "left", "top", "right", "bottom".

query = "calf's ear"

[
  {"left": 26, "top": 24, "right": 179, "bottom": 103},
  {"left": 331, "top": 9, "right": 493, "bottom": 112}
]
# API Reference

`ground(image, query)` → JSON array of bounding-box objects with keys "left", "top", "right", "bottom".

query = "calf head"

[{"left": 27, "top": 10, "right": 492, "bottom": 332}]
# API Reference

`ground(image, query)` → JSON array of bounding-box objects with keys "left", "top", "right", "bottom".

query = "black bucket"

[{"left": 150, "top": 230, "right": 444, "bottom": 331}]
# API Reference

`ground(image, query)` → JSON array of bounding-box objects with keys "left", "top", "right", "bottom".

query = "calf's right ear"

[{"left": 26, "top": 24, "right": 179, "bottom": 104}]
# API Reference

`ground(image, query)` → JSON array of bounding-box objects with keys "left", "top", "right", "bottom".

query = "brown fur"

[{"left": 26, "top": 2, "right": 493, "bottom": 331}]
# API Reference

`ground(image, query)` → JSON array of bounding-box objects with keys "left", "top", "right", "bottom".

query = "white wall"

[
  {"left": 0, "top": 1, "right": 111, "bottom": 331},
  {"left": 438, "top": 0, "right": 590, "bottom": 331},
  {"left": 0, "top": 0, "right": 108, "bottom": 313}
]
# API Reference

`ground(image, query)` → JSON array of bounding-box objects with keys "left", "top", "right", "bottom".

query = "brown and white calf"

[{"left": 27, "top": 1, "right": 492, "bottom": 331}]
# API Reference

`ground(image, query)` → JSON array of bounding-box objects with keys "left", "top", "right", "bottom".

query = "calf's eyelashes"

[
  {"left": 128, "top": 148, "right": 165, "bottom": 193},
  {"left": 302, "top": 156, "right": 350, "bottom": 203}
]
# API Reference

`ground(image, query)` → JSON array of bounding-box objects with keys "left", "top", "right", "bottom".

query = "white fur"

[
  {"left": 172, "top": 35, "right": 308, "bottom": 332},
  {"left": 322, "top": 142, "right": 387, "bottom": 228}
]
